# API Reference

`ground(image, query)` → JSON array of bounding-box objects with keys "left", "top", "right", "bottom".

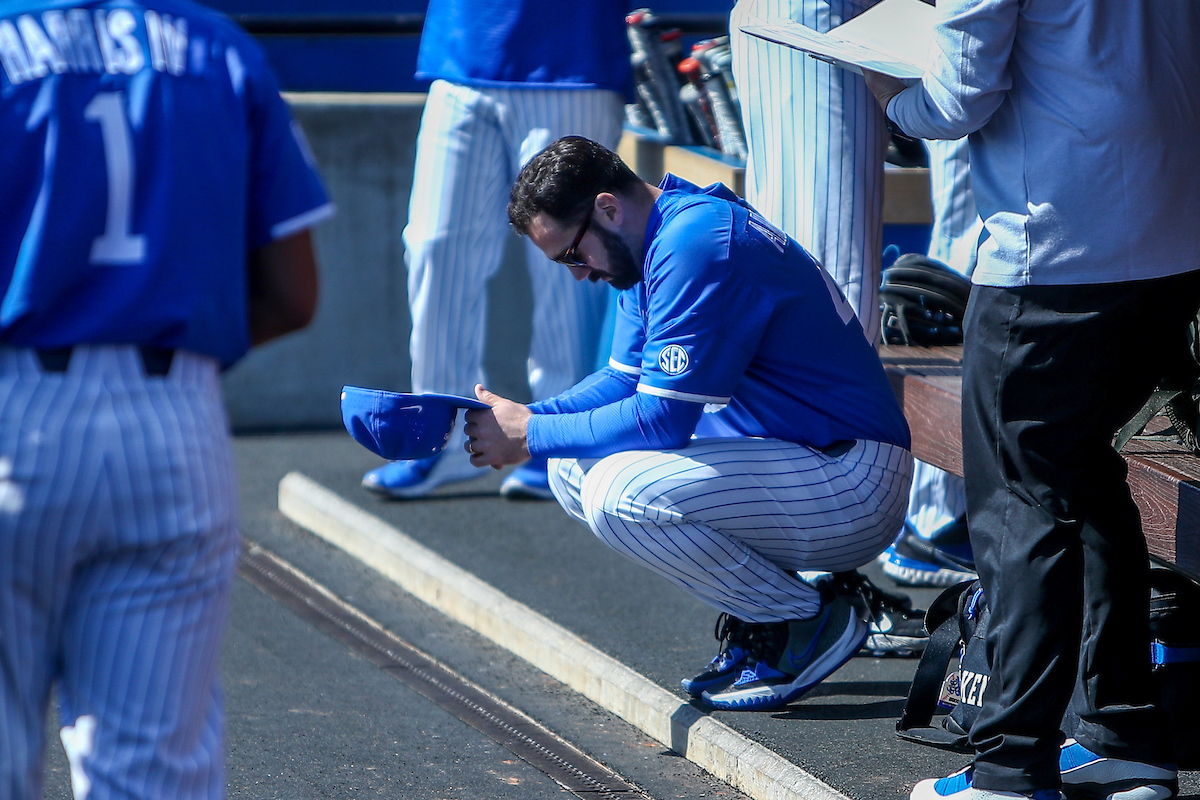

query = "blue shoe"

[
  {"left": 362, "top": 437, "right": 480, "bottom": 499},
  {"left": 882, "top": 522, "right": 978, "bottom": 588},
  {"left": 912, "top": 766, "right": 1061, "bottom": 800},
  {"left": 681, "top": 613, "right": 752, "bottom": 697},
  {"left": 1060, "top": 739, "right": 1177, "bottom": 800},
  {"left": 701, "top": 590, "right": 867, "bottom": 711},
  {"left": 499, "top": 457, "right": 555, "bottom": 500}
]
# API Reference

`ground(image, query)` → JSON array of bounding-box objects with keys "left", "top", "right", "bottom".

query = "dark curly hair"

[{"left": 508, "top": 136, "right": 643, "bottom": 234}]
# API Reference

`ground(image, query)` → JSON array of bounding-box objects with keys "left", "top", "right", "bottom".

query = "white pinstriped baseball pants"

[
  {"left": 729, "top": 0, "right": 888, "bottom": 346},
  {"left": 549, "top": 437, "right": 913, "bottom": 623},
  {"left": 0, "top": 346, "right": 237, "bottom": 800},
  {"left": 908, "top": 136, "right": 979, "bottom": 540},
  {"left": 406, "top": 80, "right": 624, "bottom": 401},
  {"left": 925, "top": 136, "right": 982, "bottom": 279}
]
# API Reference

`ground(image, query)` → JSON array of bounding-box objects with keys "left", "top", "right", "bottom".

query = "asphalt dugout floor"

[{"left": 236, "top": 431, "right": 1200, "bottom": 800}]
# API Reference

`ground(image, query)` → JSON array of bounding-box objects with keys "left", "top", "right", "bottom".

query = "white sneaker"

[
  {"left": 361, "top": 429, "right": 480, "bottom": 499},
  {"left": 1060, "top": 739, "right": 1177, "bottom": 800},
  {"left": 912, "top": 766, "right": 1061, "bottom": 800}
]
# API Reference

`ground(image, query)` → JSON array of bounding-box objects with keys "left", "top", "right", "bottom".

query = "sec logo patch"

[{"left": 659, "top": 344, "right": 689, "bottom": 375}]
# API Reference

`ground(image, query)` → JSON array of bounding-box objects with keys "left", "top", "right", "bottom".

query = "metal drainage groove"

[{"left": 238, "top": 540, "right": 649, "bottom": 799}]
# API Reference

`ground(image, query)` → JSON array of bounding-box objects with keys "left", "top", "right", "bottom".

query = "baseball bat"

[
  {"left": 677, "top": 56, "right": 720, "bottom": 148},
  {"left": 626, "top": 9, "right": 691, "bottom": 143},
  {"left": 694, "top": 41, "right": 747, "bottom": 158}
]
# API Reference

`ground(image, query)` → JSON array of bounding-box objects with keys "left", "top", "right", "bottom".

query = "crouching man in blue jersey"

[{"left": 464, "top": 136, "right": 917, "bottom": 711}]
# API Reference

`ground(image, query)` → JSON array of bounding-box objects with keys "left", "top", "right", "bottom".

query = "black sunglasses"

[{"left": 553, "top": 210, "right": 593, "bottom": 268}]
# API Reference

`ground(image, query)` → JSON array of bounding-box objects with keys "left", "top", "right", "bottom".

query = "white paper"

[{"left": 740, "top": 0, "right": 935, "bottom": 80}]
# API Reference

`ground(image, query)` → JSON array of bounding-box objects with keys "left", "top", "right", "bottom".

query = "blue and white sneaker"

[
  {"left": 499, "top": 456, "right": 555, "bottom": 500},
  {"left": 701, "top": 590, "right": 867, "bottom": 711},
  {"left": 681, "top": 614, "right": 752, "bottom": 696},
  {"left": 1060, "top": 739, "right": 1177, "bottom": 800},
  {"left": 912, "top": 766, "right": 1061, "bottom": 800},
  {"left": 882, "top": 522, "right": 978, "bottom": 588},
  {"left": 361, "top": 432, "right": 480, "bottom": 499}
]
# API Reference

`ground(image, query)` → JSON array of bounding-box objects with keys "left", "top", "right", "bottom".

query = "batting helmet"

[
  {"left": 341, "top": 386, "right": 488, "bottom": 461},
  {"left": 879, "top": 254, "right": 972, "bottom": 346}
]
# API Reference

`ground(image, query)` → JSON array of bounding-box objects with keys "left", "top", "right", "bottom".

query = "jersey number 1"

[{"left": 85, "top": 92, "right": 146, "bottom": 265}]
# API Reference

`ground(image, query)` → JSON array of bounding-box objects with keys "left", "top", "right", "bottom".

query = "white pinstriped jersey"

[
  {"left": 926, "top": 137, "right": 982, "bottom": 278},
  {"left": 729, "top": 0, "right": 983, "bottom": 546},
  {"left": 729, "top": 0, "right": 886, "bottom": 346}
]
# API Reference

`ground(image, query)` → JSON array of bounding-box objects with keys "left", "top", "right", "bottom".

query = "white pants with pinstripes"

[
  {"left": 729, "top": 0, "right": 888, "bottom": 346},
  {"left": 0, "top": 346, "right": 237, "bottom": 800},
  {"left": 925, "top": 136, "right": 982, "bottom": 279},
  {"left": 549, "top": 438, "right": 913, "bottom": 623},
  {"left": 907, "top": 137, "right": 979, "bottom": 541},
  {"left": 406, "top": 80, "right": 624, "bottom": 401}
]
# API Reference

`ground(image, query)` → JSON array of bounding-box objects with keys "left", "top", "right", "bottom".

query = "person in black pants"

[
  {"left": 863, "top": 0, "right": 1200, "bottom": 796},
  {"left": 960, "top": 276, "right": 1199, "bottom": 796}
]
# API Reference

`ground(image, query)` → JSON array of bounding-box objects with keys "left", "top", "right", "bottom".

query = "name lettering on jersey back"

[
  {"left": 1, "top": 8, "right": 188, "bottom": 86},
  {"left": 747, "top": 210, "right": 787, "bottom": 254}
]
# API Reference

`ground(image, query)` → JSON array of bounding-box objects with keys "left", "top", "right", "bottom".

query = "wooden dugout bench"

[{"left": 881, "top": 345, "right": 1200, "bottom": 578}]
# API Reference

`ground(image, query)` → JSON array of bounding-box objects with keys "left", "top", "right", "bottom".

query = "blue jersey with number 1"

[{"left": 0, "top": 0, "right": 332, "bottom": 368}]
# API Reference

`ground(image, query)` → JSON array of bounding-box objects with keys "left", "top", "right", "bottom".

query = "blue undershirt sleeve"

[
  {"left": 526, "top": 392, "right": 704, "bottom": 459},
  {"left": 526, "top": 366, "right": 637, "bottom": 414}
]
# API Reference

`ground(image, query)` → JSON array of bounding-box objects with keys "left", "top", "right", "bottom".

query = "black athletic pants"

[{"left": 962, "top": 271, "right": 1200, "bottom": 793}]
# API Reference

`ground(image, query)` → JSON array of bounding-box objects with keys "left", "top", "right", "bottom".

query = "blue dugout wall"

[{"left": 203, "top": 1, "right": 734, "bottom": 93}]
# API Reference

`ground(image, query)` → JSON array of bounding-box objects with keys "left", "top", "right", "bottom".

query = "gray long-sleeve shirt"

[{"left": 888, "top": 0, "right": 1200, "bottom": 288}]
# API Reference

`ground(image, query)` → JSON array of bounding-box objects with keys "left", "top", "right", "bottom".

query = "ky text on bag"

[{"left": 895, "top": 569, "right": 1200, "bottom": 768}]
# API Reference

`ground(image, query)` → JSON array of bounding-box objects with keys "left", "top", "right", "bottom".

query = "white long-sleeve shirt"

[{"left": 888, "top": 0, "right": 1200, "bottom": 288}]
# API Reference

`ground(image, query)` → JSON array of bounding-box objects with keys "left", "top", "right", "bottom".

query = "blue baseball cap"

[{"left": 340, "top": 386, "right": 490, "bottom": 461}]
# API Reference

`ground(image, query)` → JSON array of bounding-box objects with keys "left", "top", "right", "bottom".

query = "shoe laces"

[
  {"left": 713, "top": 613, "right": 783, "bottom": 661},
  {"left": 832, "top": 571, "right": 921, "bottom": 624},
  {"left": 705, "top": 613, "right": 752, "bottom": 668},
  {"left": 747, "top": 620, "right": 796, "bottom": 663},
  {"left": 713, "top": 613, "right": 744, "bottom": 648}
]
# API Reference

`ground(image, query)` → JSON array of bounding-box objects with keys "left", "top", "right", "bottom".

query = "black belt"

[
  {"left": 35, "top": 346, "right": 176, "bottom": 377},
  {"left": 819, "top": 439, "right": 856, "bottom": 457}
]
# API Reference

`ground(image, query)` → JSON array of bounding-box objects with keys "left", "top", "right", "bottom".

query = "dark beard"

[{"left": 593, "top": 224, "right": 642, "bottom": 290}]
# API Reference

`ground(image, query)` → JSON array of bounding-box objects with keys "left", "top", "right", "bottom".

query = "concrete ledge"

[
  {"left": 663, "top": 144, "right": 747, "bottom": 197},
  {"left": 222, "top": 92, "right": 539, "bottom": 431},
  {"left": 278, "top": 471, "right": 850, "bottom": 800},
  {"left": 221, "top": 94, "right": 426, "bottom": 431},
  {"left": 619, "top": 128, "right": 933, "bottom": 224},
  {"left": 618, "top": 125, "right": 671, "bottom": 184}
]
